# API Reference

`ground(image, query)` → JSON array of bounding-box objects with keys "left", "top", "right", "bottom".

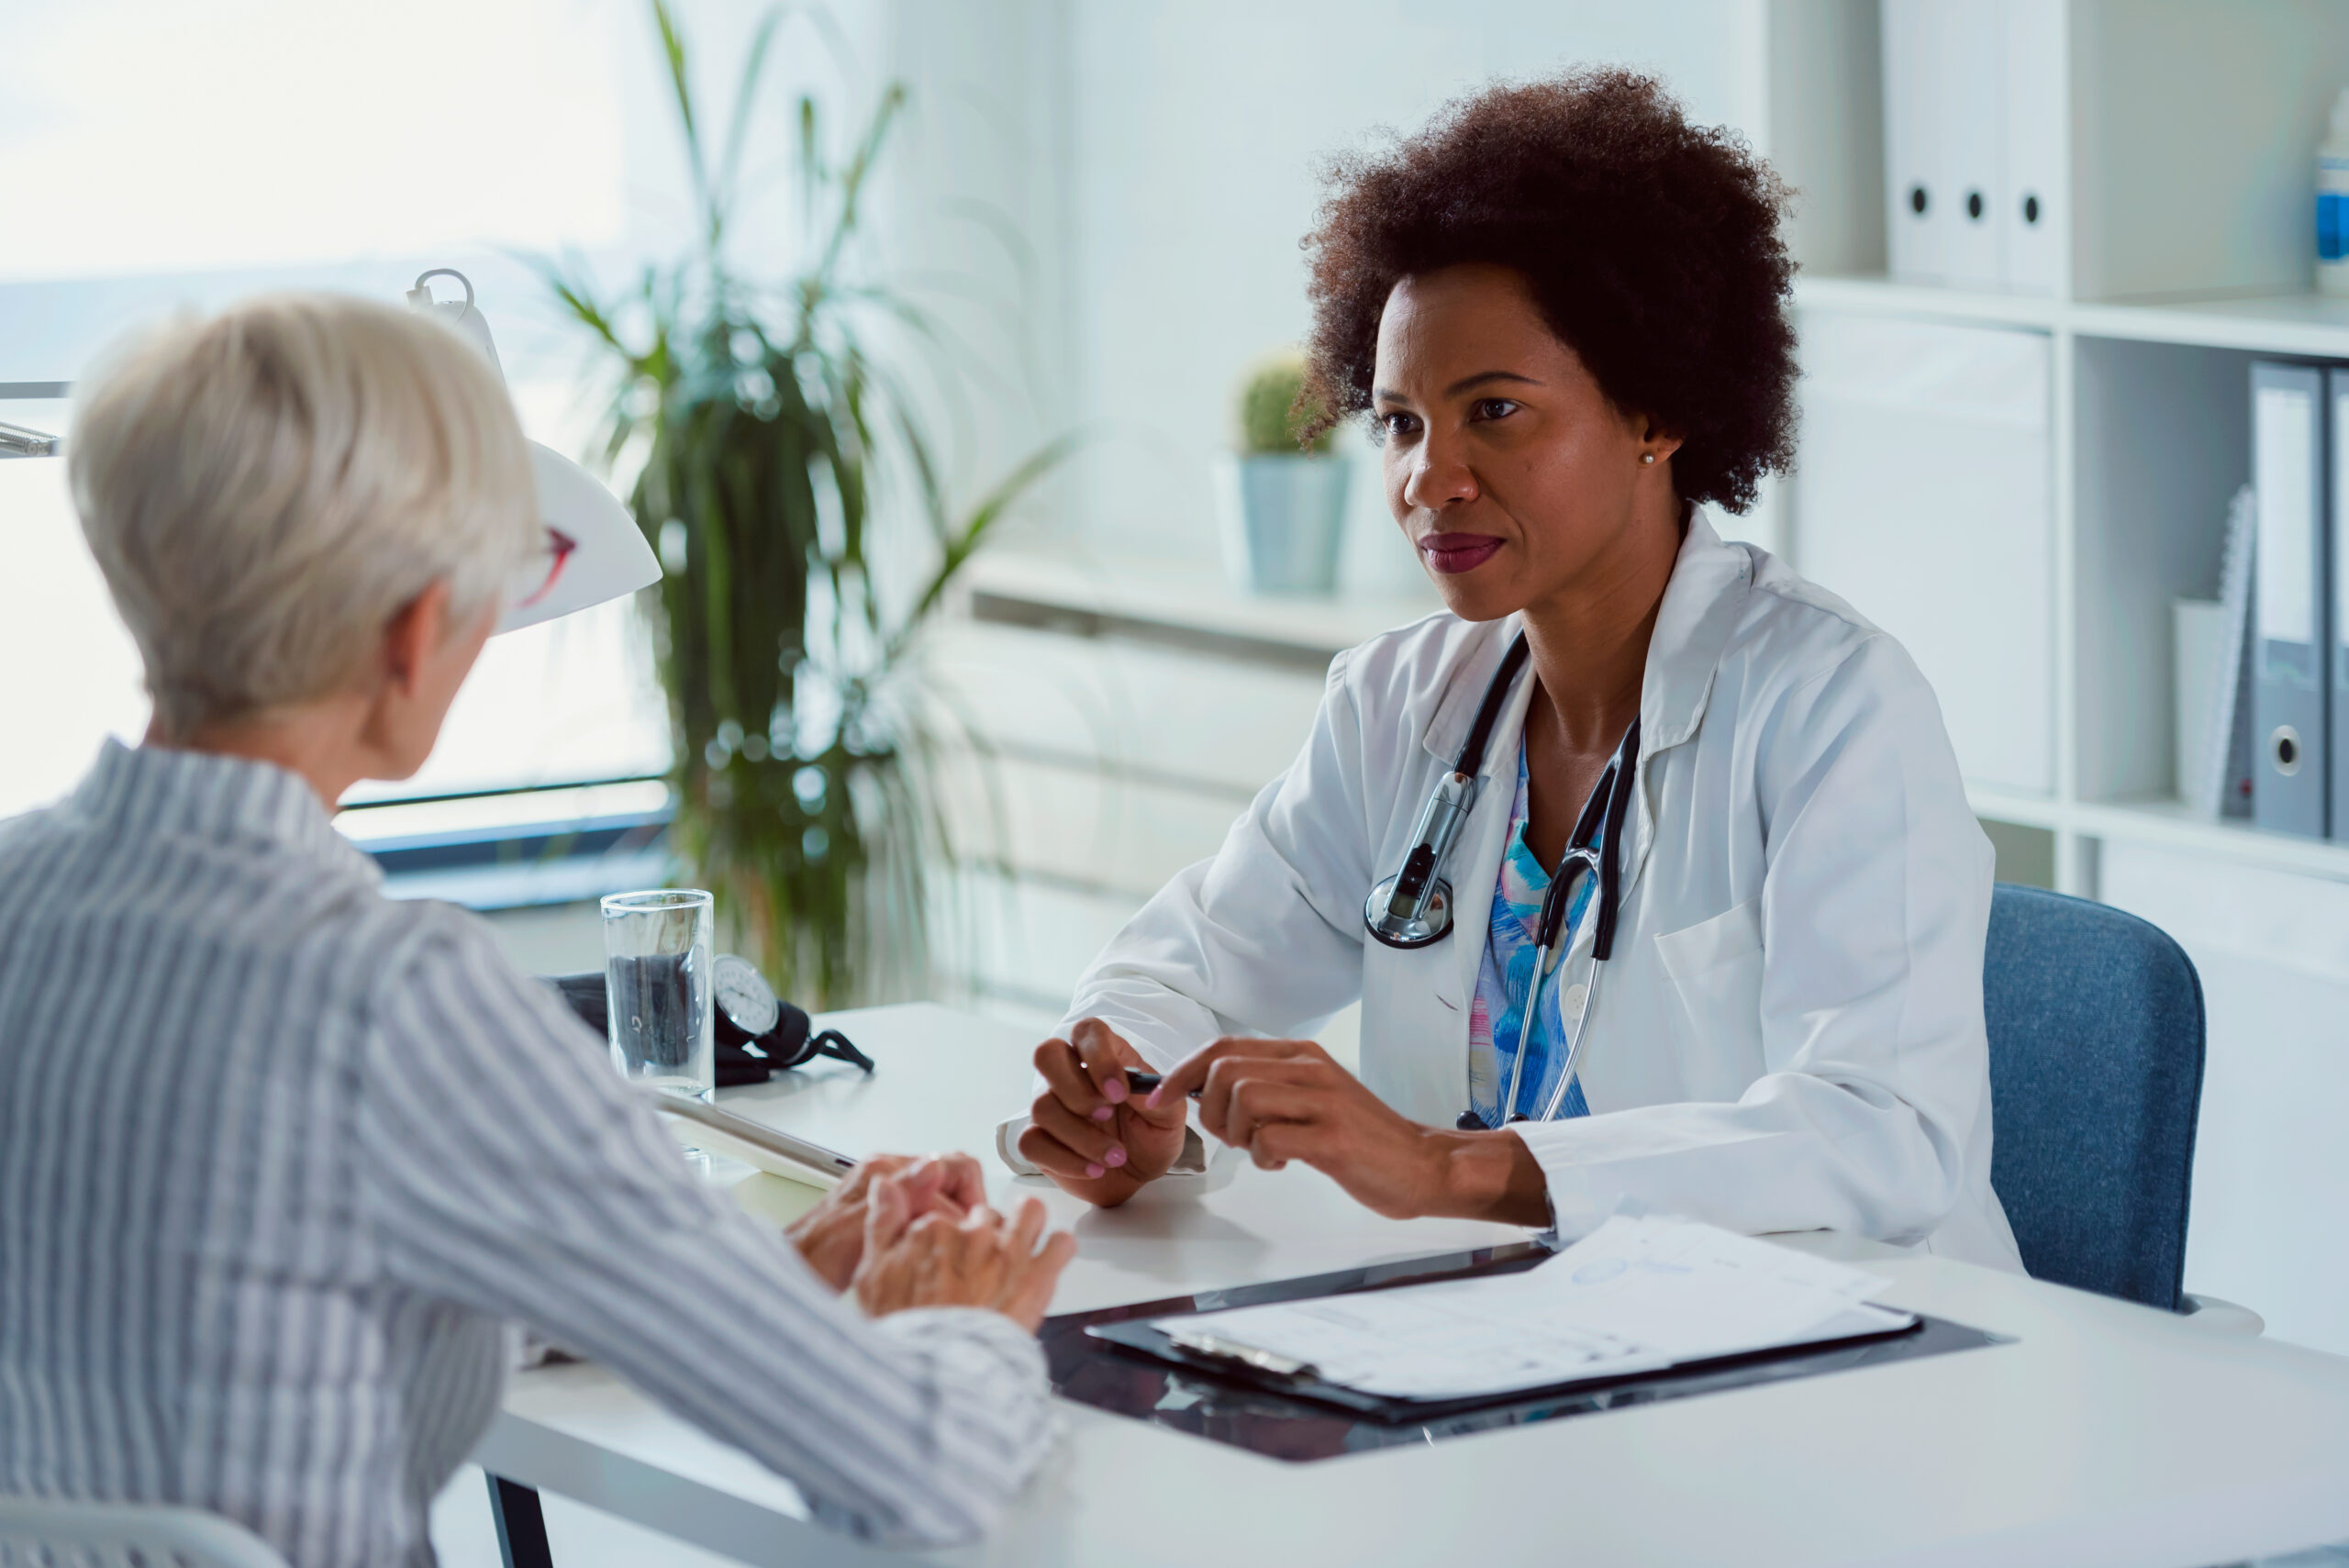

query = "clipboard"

[
  {"left": 1086, "top": 1296, "right": 1922, "bottom": 1422},
  {"left": 1047, "top": 1244, "right": 2005, "bottom": 1455}
]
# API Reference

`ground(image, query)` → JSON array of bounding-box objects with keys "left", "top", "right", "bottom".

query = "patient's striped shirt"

[{"left": 0, "top": 740, "right": 1052, "bottom": 1567}]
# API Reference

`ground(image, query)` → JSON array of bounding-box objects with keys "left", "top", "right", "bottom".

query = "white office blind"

[
  {"left": 0, "top": 460, "right": 149, "bottom": 818},
  {"left": 0, "top": 449, "right": 669, "bottom": 823}
]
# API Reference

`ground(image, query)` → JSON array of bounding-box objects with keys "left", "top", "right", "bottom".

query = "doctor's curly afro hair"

[{"left": 1300, "top": 69, "right": 1798, "bottom": 515}]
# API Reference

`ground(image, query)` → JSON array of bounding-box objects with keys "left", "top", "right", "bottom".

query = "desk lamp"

[
  {"left": 402, "top": 267, "right": 660, "bottom": 630},
  {"left": 0, "top": 274, "right": 661, "bottom": 633}
]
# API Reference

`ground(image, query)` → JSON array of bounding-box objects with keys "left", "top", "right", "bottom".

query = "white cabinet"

[
  {"left": 923, "top": 557, "right": 1424, "bottom": 1028},
  {"left": 1793, "top": 313, "right": 2054, "bottom": 795},
  {"left": 2099, "top": 841, "right": 2349, "bottom": 1356}
]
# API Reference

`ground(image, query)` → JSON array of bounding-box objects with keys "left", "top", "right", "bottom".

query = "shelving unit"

[
  {"left": 1799, "top": 274, "right": 2349, "bottom": 360},
  {"left": 1759, "top": 3, "right": 2349, "bottom": 891},
  {"left": 1792, "top": 270, "right": 2349, "bottom": 886},
  {"left": 1758, "top": 0, "right": 2349, "bottom": 1351}
]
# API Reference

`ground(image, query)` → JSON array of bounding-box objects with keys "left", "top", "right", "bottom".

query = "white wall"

[{"left": 1052, "top": 1, "right": 1767, "bottom": 568}]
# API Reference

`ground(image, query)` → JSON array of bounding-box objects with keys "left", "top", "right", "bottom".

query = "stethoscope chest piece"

[{"left": 1364, "top": 873, "right": 1453, "bottom": 948}]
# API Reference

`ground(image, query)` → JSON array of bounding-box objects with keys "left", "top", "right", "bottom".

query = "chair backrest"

[
  {"left": 1982, "top": 883, "right": 2206, "bottom": 1311},
  {"left": 0, "top": 1497, "right": 290, "bottom": 1568}
]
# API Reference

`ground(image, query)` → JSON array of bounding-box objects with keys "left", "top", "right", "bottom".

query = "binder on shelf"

[
  {"left": 1998, "top": 0, "right": 2066, "bottom": 295},
  {"left": 2195, "top": 485, "right": 2257, "bottom": 820},
  {"left": 2252, "top": 361, "right": 2328, "bottom": 840},
  {"left": 2331, "top": 371, "right": 2349, "bottom": 840},
  {"left": 1882, "top": 0, "right": 1946, "bottom": 284},
  {"left": 1937, "top": 0, "right": 2004, "bottom": 290},
  {"left": 1887, "top": 0, "right": 2069, "bottom": 295}
]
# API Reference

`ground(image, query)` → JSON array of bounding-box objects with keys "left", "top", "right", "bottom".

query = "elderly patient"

[{"left": 0, "top": 295, "right": 1074, "bottom": 1566}]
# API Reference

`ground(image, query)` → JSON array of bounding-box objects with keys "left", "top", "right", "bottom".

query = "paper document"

[{"left": 1147, "top": 1216, "right": 1906, "bottom": 1402}]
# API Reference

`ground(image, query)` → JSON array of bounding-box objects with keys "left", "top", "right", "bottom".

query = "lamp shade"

[
  {"left": 499, "top": 440, "right": 660, "bottom": 633},
  {"left": 405, "top": 268, "right": 661, "bottom": 634}
]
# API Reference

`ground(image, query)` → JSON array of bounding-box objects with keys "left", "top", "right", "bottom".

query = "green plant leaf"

[
  {"left": 536, "top": 0, "right": 1076, "bottom": 1006},
  {"left": 899, "top": 428, "right": 1087, "bottom": 640},
  {"left": 716, "top": 6, "right": 786, "bottom": 227},
  {"left": 651, "top": 0, "right": 710, "bottom": 217}
]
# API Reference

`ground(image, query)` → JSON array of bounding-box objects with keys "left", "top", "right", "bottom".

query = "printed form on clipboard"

[{"left": 1119, "top": 1216, "right": 1916, "bottom": 1402}]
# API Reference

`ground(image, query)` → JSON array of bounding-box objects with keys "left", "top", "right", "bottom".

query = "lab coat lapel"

[{"left": 1617, "top": 513, "right": 1754, "bottom": 909}]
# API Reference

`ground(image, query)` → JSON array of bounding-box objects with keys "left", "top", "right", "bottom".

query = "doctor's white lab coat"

[{"left": 1006, "top": 516, "right": 2024, "bottom": 1272}]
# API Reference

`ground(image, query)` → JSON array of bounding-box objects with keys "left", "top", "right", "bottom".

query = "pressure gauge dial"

[{"left": 711, "top": 952, "right": 781, "bottom": 1045}]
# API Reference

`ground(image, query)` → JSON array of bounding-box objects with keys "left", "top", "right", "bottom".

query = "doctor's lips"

[{"left": 1417, "top": 532, "right": 1505, "bottom": 574}]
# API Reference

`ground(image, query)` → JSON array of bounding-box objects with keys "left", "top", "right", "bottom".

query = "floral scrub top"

[{"left": 1464, "top": 741, "right": 1603, "bottom": 1126}]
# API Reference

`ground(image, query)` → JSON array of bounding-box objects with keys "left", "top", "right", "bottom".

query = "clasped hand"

[{"left": 786, "top": 1152, "right": 1074, "bottom": 1330}]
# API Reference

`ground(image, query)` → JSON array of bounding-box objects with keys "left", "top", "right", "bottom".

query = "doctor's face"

[{"left": 1372, "top": 263, "right": 1680, "bottom": 623}]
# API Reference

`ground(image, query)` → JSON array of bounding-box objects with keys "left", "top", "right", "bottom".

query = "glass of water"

[{"left": 600, "top": 889, "right": 715, "bottom": 1104}]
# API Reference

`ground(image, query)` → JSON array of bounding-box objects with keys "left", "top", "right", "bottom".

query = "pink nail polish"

[
  {"left": 1104, "top": 1146, "right": 1127, "bottom": 1168},
  {"left": 1084, "top": 1162, "right": 1105, "bottom": 1179},
  {"left": 1102, "top": 1078, "right": 1128, "bottom": 1105},
  {"left": 1145, "top": 1088, "right": 1165, "bottom": 1109},
  {"left": 1090, "top": 1105, "right": 1114, "bottom": 1122}
]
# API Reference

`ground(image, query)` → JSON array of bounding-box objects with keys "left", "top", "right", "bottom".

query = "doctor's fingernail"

[
  {"left": 1084, "top": 1162, "right": 1106, "bottom": 1180},
  {"left": 1144, "top": 1088, "right": 1165, "bottom": 1109},
  {"left": 1104, "top": 1145, "right": 1128, "bottom": 1168},
  {"left": 1090, "top": 1105, "right": 1114, "bottom": 1122},
  {"left": 1101, "top": 1078, "right": 1128, "bottom": 1105}
]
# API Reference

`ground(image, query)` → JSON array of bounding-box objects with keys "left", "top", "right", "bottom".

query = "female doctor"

[{"left": 1007, "top": 69, "right": 2022, "bottom": 1271}]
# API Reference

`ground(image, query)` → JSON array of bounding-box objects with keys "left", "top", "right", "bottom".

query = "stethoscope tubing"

[
  {"left": 1364, "top": 630, "right": 1642, "bottom": 1129},
  {"left": 1500, "top": 841, "right": 1604, "bottom": 1123},
  {"left": 1485, "top": 700, "right": 1642, "bottom": 1126}
]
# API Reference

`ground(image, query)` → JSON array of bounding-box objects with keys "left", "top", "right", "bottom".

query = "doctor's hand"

[
  {"left": 1152, "top": 1037, "right": 1552, "bottom": 1227},
  {"left": 785, "top": 1152, "right": 987, "bottom": 1293},
  {"left": 1018, "top": 1018, "right": 1191, "bottom": 1207}
]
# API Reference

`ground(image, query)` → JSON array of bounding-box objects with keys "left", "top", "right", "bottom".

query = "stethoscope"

[{"left": 1362, "top": 632, "right": 1640, "bottom": 1129}]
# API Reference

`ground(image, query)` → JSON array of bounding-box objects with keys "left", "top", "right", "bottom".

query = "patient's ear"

[
  {"left": 361, "top": 578, "right": 491, "bottom": 782},
  {"left": 380, "top": 581, "right": 454, "bottom": 698}
]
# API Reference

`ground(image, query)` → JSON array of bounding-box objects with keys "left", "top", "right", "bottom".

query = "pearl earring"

[{"left": 1640, "top": 452, "right": 1656, "bottom": 465}]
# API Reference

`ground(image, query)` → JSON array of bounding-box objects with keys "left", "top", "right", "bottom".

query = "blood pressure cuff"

[{"left": 541, "top": 971, "right": 807, "bottom": 1087}]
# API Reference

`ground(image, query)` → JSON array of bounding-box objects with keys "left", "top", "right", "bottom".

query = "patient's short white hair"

[{"left": 69, "top": 293, "right": 538, "bottom": 738}]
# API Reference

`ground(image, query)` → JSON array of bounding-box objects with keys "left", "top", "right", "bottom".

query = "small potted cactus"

[{"left": 1212, "top": 350, "right": 1351, "bottom": 594}]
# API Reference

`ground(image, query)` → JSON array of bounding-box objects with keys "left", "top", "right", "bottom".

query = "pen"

[{"left": 1122, "top": 1069, "right": 1202, "bottom": 1099}]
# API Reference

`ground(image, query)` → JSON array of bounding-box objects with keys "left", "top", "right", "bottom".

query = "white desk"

[{"left": 476, "top": 1004, "right": 2349, "bottom": 1568}]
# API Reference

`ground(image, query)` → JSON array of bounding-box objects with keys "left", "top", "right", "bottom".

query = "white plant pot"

[{"left": 1212, "top": 454, "right": 1351, "bottom": 595}]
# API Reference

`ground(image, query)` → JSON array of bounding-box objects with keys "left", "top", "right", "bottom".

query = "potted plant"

[
  {"left": 1212, "top": 350, "right": 1351, "bottom": 594},
  {"left": 542, "top": 0, "right": 1071, "bottom": 1006}
]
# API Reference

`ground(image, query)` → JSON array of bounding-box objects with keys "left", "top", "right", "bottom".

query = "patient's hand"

[
  {"left": 1017, "top": 1018, "right": 1190, "bottom": 1207},
  {"left": 786, "top": 1152, "right": 985, "bottom": 1293},
  {"left": 852, "top": 1183, "right": 1076, "bottom": 1331}
]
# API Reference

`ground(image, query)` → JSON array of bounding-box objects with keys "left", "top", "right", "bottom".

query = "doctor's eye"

[
  {"left": 1376, "top": 410, "right": 1420, "bottom": 441},
  {"left": 1469, "top": 397, "right": 1521, "bottom": 423}
]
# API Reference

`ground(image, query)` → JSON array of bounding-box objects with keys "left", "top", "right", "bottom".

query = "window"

[{"left": 0, "top": 0, "right": 676, "bottom": 869}]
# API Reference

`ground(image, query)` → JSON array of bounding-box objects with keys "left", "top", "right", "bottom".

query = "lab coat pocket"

[{"left": 1653, "top": 897, "right": 1766, "bottom": 1069}]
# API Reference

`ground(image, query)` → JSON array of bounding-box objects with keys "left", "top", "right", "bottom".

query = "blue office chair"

[{"left": 1981, "top": 883, "right": 2207, "bottom": 1313}]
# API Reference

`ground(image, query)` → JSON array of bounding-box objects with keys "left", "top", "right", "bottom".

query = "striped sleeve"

[{"left": 353, "top": 914, "right": 1056, "bottom": 1549}]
